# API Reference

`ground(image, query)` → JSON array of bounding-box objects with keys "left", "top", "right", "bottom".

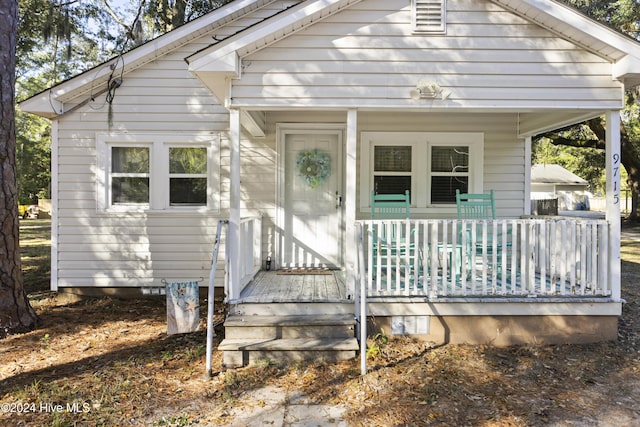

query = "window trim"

[
  {"left": 360, "top": 132, "right": 483, "bottom": 213},
  {"left": 97, "top": 132, "right": 220, "bottom": 213}
]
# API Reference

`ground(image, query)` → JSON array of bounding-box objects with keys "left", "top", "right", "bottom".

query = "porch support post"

[
  {"left": 524, "top": 136, "right": 532, "bottom": 216},
  {"left": 605, "top": 110, "right": 621, "bottom": 301},
  {"left": 346, "top": 109, "right": 358, "bottom": 297},
  {"left": 228, "top": 108, "right": 241, "bottom": 301}
]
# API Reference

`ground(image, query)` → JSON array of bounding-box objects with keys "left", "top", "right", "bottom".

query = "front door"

[{"left": 279, "top": 131, "right": 343, "bottom": 268}]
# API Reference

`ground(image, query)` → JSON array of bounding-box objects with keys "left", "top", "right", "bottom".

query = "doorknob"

[{"left": 336, "top": 191, "right": 343, "bottom": 209}]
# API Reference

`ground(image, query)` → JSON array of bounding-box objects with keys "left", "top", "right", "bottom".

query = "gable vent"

[{"left": 412, "top": 0, "right": 446, "bottom": 34}]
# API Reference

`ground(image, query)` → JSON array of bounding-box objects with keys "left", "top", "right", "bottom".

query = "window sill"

[{"left": 98, "top": 207, "right": 220, "bottom": 217}]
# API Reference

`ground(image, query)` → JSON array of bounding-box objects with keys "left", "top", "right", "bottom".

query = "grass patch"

[{"left": 19, "top": 219, "right": 51, "bottom": 295}]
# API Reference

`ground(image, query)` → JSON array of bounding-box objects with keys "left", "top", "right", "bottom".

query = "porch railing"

[
  {"left": 239, "top": 216, "right": 262, "bottom": 293},
  {"left": 357, "top": 218, "right": 611, "bottom": 298}
]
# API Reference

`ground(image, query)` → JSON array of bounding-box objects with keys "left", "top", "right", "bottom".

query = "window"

[
  {"left": 111, "top": 147, "right": 150, "bottom": 205},
  {"left": 98, "top": 133, "right": 220, "bottom": 211},
  {"left": 361, "top": 132, "right": 483, "bottom": 211},
  {"left": 430, "top": 146, "right": 468, "bottom": 204},
  {"left": 412, "top": 0, "right": 446, "bottom": 34},
  {"left": 373, "top": 145, "right": 412, "bottom": 198},
  {"left": 169, "top": 147, "right": 208, "bottom": 206}
]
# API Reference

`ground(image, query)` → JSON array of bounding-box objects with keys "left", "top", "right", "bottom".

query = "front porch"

[
  {"left": 217, "top": 213, "right": 622, "bottom": 368},
  {"left": 237, "top": 270, "right": 350, "bottom": 303}
]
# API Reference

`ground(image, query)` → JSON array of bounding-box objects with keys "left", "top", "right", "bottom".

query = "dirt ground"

[{"left": 1, "top": 220, "right": 639, "bottom": 426}]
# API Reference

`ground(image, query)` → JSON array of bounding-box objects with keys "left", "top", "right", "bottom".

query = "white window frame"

[
  {"left": 97, "top": 132, "right": 220, "bottom": 212},
  {"left": 360, "top": 132, "right": 483, "bottom": 213}
]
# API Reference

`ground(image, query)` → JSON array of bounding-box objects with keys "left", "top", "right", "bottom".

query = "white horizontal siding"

[
  {"left": 233, "top": 0, "right": 622, "bottom": 108},
  {"left": 52, "top": 3, "right": 295, "bottom": 289}
]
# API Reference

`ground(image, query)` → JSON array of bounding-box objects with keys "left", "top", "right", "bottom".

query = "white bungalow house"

[
  {"left": 531, "top": 164, "right": 590, "bottom": 212},
  {"left": 21, "top": 0, "right": 636, "bottom": 366}
]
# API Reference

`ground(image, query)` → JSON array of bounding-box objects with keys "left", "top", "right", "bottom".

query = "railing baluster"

[
  {"left": 579, "top": 222, "right": 587, "bottom": 295},
  {"left": 569, "top": 221, "right": 577, "bottom": 293},
  {"left": 590, "top": 223, "right": 597, "bottom": 294},
  {"left": 527, "top": 222, "right": 536, "bottom": 295},
  {"left": 465, "top": 221, "right": 478, "bottom": 294},
  {"left": 461, "top": 220, "right": 469, "bottom": 294},
  {"left": 549, "top": 221, "right": 557, "bottom": 294},
  {"left": 539, "top": 221, "right": 546, "bottom": 296},
  {"left": 480, "top": 220, "right": 488, "bottom": 294},
  {"left": 560, "top": 221, "right": 567, "bottom": 295},
  {"left": 599, "top": 222, "right": 609, "bottom": 295},
  {"left": 430, "top": 222, "right": 439, "bottom": 297}
]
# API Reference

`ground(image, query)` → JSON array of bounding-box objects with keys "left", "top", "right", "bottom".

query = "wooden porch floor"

[{"left": 239, "top": 270, "right": 350, "bottom": 303}]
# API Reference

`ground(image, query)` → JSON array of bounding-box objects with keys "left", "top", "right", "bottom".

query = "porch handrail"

[
  {"left": 356, "top": 222, "right": 368, "bottom": 376},
  {"left": 357, "top": 218, "right": 611, "bottom": 299}
]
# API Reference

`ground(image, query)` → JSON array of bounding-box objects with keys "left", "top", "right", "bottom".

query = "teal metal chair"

[
  {"left": 371, "top": 190, "right": 410, "bottom": 220},
  {"left": 456, "top": 189, "right": 496, "bottom": 220},
  {"left": 455, "top": 189, "right": 509, "bottom": 278},
  {"left": 370, "top": 190, "right": 419, "bottom": 285}
]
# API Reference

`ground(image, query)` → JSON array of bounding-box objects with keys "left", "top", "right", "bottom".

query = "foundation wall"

[{"left": 369, "top": 315, "right": 619, "bottom": 346}]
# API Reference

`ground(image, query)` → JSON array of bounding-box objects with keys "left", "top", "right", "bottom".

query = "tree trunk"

[{"left": 0, "top": 1, "right": 37, "bottom": 338}]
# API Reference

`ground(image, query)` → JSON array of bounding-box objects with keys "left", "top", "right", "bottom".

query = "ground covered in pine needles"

[{"left": 1, "top": 220, "right": 639, "bottom": 426}]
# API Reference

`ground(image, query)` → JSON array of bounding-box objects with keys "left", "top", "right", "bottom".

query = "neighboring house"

[
  {"left": 531, "top": 163, "right": 590, "bottom": 211},
  {"left": 21, "top": 0, "right": 634, "bottom": 362}
]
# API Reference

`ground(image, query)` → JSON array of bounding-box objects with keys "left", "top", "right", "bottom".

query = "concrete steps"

[{"left": 219, "top": 312, "right": 358, "bottom": 367}]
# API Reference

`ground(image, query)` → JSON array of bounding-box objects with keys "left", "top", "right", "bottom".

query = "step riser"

[
  {"left": 224, "top": 350, "right": 357, "bottom": 367},
  {"left": 225, "top": 325, "right": 354, "bottom": 340},
  {"left": 230, "top": 302, "right": 354, "bottom": 316},
  {"left": 221, "top": 311, "right": 359, "bottom": 368}
]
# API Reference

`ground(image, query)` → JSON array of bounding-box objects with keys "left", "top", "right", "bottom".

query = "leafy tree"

[
  {"left": 0, "top": 0, "right": 37, "bottom": 338},
  {"left": 538, "top": 0, "right": 640, "bottom": 221},
  {"left": 143, "top": 0, "right": 233, "bottom": 35}
]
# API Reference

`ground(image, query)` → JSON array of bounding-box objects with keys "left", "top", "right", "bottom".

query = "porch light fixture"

[{"left": 410, "top": 79, "right": 450, "bottom": 100}]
